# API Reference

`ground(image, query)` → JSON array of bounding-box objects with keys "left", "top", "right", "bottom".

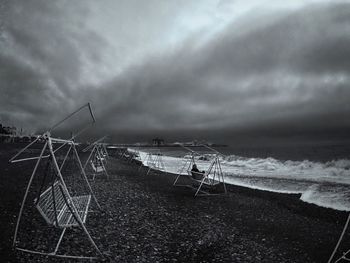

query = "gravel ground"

[{"left": 0, "top": 143, "right": 349, "bottom": 262}]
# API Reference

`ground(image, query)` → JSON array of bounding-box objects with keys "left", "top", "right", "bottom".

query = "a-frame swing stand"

[
  {"left": 141, "top": 150, "right": 166, "bottom": 175},
  {"left": 10, "top": 103, "right": 103, "bottom": 260},
  {"left": 328, "top": 213, "right": 350, "bottom": 263},
  {"left": 173, "top": 150, "right": 227, "bottom": 197},
  {"left": 83, "top": 136, "right": 110, "bottom": 180}
]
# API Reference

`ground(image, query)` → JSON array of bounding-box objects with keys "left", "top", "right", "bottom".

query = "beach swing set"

[
  {"left": 116, "top": 147, "right": 142, "bottom": 164},
  {"left": 10, "top": 103, "right": 103, "bottom": 260},
  {"left": 142, "top": 150, "right": 166, "bottom": 175},
  {"left": 173, "top": 145, "right": 227, "bottom": 197},
  {"left": 83, "top": 136, "right": 109, "bottom": 180}
]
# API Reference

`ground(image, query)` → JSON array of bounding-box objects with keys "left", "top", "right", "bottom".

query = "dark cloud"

[{"left": 1, "top": 1, "right": 350, "bottom": 145}]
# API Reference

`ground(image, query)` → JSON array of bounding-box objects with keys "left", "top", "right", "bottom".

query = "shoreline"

[{"left": 1, "top": 147, "right": 349, "bottom": 262}]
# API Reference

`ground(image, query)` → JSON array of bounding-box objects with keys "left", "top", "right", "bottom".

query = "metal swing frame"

[
  {"left": 143, "top": 150, "right": 166, "bottom": 175},
  {"left": 10, "top": 103, "right": 103, "bottom": 260},
  {"left": 328, "top": 213, "right": 350, "bottom": 263},
  {"left": 173, "top": 145, "right": 227, "bottom": 197},
  {"left": 124, "top": 147, "right": 142, "bottom": 164},
  {"left": 83, "top": 136, "right": 109, "bottom": 180}
]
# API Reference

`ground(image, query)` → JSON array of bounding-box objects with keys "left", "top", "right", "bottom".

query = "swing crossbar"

[
  {"left": 35, "top": 181, "right": 91, "bottom": 228},
  {"left": 16, "top": 247, "right": 98, "bottom": 260}
]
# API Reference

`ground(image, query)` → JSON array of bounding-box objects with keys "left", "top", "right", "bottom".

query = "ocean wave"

[{"left": 134, "top": 149, "right": 350, "bottom": 211}]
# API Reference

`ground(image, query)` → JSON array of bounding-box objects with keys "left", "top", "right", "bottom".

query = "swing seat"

[
  {"left": 35, "top": 181, "right": 91, "bottom": 228},
  {"left": 97, "top": 156, "right": 105, "bottom": 162},
  {"left": 190, "top": 171, "right": 204, "bottom": 180},
  {"left": 90, "top": 161, "right": 104, "bottom": 173},
  {"left": 187, "top": 171, "right": 221, "bottom": 186}
]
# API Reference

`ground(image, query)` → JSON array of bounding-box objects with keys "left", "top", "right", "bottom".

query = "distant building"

[
  {"left": 0, "top": 123, "right": 16, "bottom": 135},
  {"left": 3, "top": 126, "right": 16, "bottom": 135},
  {"left": 152, "top": 138, "right": 164, "bottom": 146}
]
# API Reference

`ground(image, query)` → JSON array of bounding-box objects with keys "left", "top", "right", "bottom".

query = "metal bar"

[
  {"left": 195, "top": 176, "right": 209, "bottom": 197},
  {"left": 87, "top": 102, "right": 96, "bottom": 123},
  {"left": 328, "top": 213, "right": 350, "bottom": 263},
  {"left": 179, "top": 144, "right": 201, "bottom": 156},
  {"left": 50, "top": 137, "right": 74, "bottom": 144},
  {"left": 173, "top": 174, "right": 182, "bottom": 186},
  {"left": 96, "top": 147, "right": 109, "bottom": 179},
  {"left": 72, "top": 144, "right": 102, "bottom": 210},
  {"left": 59, "top": 144, "right": 72, "bottom": 171},
  {"left": 16, "top": 247, "right": 98, "bottom": 260},
  {"left": 49, "top": 103, "right": 90, "bottom": 132},
  {"left": 200, "top": 144, "right": 225, "bottom": 157},
  {"left": 52, "top": 182, "right": 59, "bottom": 227},
  {"left": 173, "top": 155, "right": 192, "bottom": 185},
  {"left": 195, "top": 160, "right": 214, "bottom": 196},
  {"left": 10, "top": 155, "right": 50, "bottom": 163},
  {"left": 82, "top": 136, "right": 107, "bottom": 152},
  {"left": 53, "top": 224, "right": 67, "bottom": 254},
  {"left": 9, "top": 136, "right": 41, "bottom": 163},
  {"left": 13, "top": 141, "right": 48, "bottom": 247},
  {"left": 83, "top": 145, "right": 96, "bottom": 170},
  {"left": 195, "top": 176, "right": 207, "bottom": 197},
  {"left": 52, "top": 140, "right": 70, "bottom": 154},
  {"left": 218, "top": 157, "right": 227, "bottom": 194},
  {"left": 48, "top": 139, "right": 102, "bottom": 256}
]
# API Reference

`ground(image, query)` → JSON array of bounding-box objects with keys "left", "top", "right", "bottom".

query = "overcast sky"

[{"left": 1, "top": 0, "right": 350, "bottom": 144}]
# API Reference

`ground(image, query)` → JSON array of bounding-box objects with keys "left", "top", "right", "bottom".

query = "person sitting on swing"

[{"left": 191, "top": 164, "right": 205, "bottom": 180}]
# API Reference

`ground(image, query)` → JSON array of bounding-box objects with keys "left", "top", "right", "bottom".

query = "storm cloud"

[{"left": 1, "top": 0, "right": 350, "bottom": 144}]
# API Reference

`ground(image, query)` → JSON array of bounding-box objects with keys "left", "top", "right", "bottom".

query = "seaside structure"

[
  {"left": 143, "top": 150, "right": 166, "bottom": 175},
  {"left": 173, "top": 145, "right": 227, "bottom": 196},
  {"left": 152, "top": 137, "right": 165, "bottom": 146},
  {"left": 83, "top": 136, "right": 110, "bottom": 180},
  {"left": 9, "top": 103, "right": 103, "bottom": 259}
]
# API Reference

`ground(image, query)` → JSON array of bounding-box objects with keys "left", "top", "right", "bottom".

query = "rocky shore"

[{"left": 0, "top": 144, "right": 349, "bottom": 262}]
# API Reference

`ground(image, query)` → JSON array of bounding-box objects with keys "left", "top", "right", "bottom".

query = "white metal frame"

[
  {"left": 83, "top": 136, "right": 109, "bottom": 180},
  {"left": 143, "top": 150, "right": 166, "bottom": 175},
  {"left": 9, "top": 103, "right": 103, "bottom": 260},
  {"left": 328, "top": 213, "right": 350, "bottom": 263},
  {"left": 173, "top": 145, "right": 227, "bottom": 197}
]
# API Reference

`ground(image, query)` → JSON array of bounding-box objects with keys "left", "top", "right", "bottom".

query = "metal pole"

[
  {"left": 10, "top": 155, "right": 50, "bottom": 163},
  {"left": 13, "top": 141, "right": 48, "bottom": 247},
  {"left": 9, "top": 136, "right": 41, "bottom": 163},
  {"left": 53, "top": 227, "right": 67, "bottom": 254},
  {"left": 72, "top": 144, "right": 102, "bottom": 210},
  {"left": 83, "top": 145, "right": 96, "bottom": 170},
  {"left": 59, "top": 144, "right": 72, "bottom": 171},
  {"left": 87, "top": 102, "right": 96, "bottom": 123},
  {"left": 218, "top": 157, "right": 227, "bottom": 194},
  {"left": 48, "top": 138, "right": 102, "bottom": 256},
  {"left": 96, "top": 146, "right": 109, "bottom": 180},
  {"left": 328, "top": 213, "right": 350, "bottom": 263},
  {"left": 49, "top": 103, "right": 90, "bottom": 132},
  {"left": 201, "top": 144, "right": 225, "bottom": 157}
]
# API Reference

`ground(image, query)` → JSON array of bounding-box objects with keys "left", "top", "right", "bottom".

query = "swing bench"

[
  {"left": 188, "top": 170, "right": 221, "bottom": 186},
  {"left": 142, "top": 151, "right": 166, "bottom": 175},
  {"left": 10, "top": 103, "right": 103, "bottom": 259},
  {"left": 35, "top": 181, "right": 91, "bottom": 228},
  {"left": 83, "top": 136, "right": 109, "bottom": 180},
  {"left": 90, "top": 160, "right": 104, "bottom": 174},
  {"left": 173, "top": 146, "right": 227, "bottom": 197}
]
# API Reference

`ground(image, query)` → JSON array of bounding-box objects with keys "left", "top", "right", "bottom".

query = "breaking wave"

[{"left": 136, "top": 149, "right": 350, "bottom": 211}]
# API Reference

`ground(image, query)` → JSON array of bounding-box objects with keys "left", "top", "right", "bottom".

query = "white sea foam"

[{"left": 134, "top": 149, "right": 350, "bottom": 211}]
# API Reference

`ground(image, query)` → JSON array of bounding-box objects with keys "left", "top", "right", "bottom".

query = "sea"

[{"left": 127, "top": 141, "right": 350, "bottom": 212}]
